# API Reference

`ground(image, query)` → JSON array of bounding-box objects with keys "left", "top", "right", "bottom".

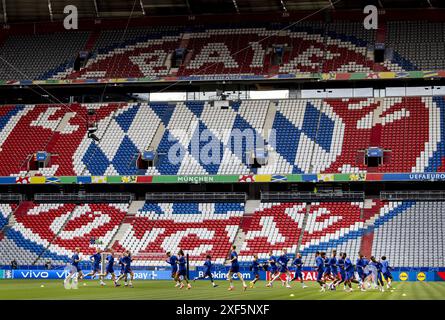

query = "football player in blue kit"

[
  {"left": 328, "top": 250, "right": 340, "bottom": 290},
  {"left": 266, "top": 250, "right": 284, "bottom": 287},
  {"left": 166, "top": 251, "right": 180, "bottom": 287},
  {"left": 193, "top": 255, "right": 218, "bottom": 288},
  {"left": 249, "top": 254, "right": 261, "bottom": 288},
  {"left": 267, "top": 249, "right": 292, "bottom": 288},
  {"left": 85, "top": 248, "right": 102, "bottom": 282},
  {"left": 98, "top": 249, "right": 119, "bottom": 287},
  {"left": 177, "top": 250, "right": 191, "bottom": 290},
  {"left": 291, "top": 253, "right": 307, "bottom": 288}
]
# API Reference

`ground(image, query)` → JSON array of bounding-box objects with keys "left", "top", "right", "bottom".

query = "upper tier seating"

[
  {"left": 113, "top": 202, "right": 244, "bottom": 266},
  {"left": 2, "top": 20, "right": 443, "bottom": 81},
  {"left": 1, "top": 96, "right": 445, "bottom": 176}
]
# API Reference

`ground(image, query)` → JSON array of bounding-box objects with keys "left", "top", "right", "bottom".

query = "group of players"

[
  {"left": 166, "top": 245, "right": 393, "bottom": 292},
  {"left": 63, "top": 247, "right": 135, "bottom": 289},
  {"left": 63, "top": 244, "right": 393, "bottom": 292},
  {"left": 313, "top": 250, "right": 393, "bottom": 292}
]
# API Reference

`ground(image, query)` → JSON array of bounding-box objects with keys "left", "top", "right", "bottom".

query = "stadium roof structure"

[{"left": 0, "top": 0, "right": 444, "bottom": 24}]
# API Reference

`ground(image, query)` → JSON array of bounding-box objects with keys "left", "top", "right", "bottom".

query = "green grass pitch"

[{"left": 0, "top": 280, "right": 444, "bottom": 300}]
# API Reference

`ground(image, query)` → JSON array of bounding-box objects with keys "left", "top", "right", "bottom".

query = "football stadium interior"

[{"left": 0, "top": 0, "right": 445, "bottom": 300}]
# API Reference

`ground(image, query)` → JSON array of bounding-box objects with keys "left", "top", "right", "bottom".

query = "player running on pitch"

[
  {"left": 266, "top": 251, "right": 283, "bottom": 287},
  {"left": 98, "top": 249, "right": 119, "bottom": 287},
  {"left": 315, "top": 251, "right": 327, "bottom": 292},
  {"left": 335, "top": 252, "right": 346, "bottom": 290},
  {"left": 343, "top": 253, "right": 360, "bottom": 292},
  {"left": 166, "top": 251, "right": 180, "bottom": 287},
  {"left": 84, "top": 248, "right": 102, "bottom": 282},
  {"left": 370, "top": 256, "right": 385, "bottom": 292},
  {"left": 381, "top": 256, "right": 393, "bottom": 289},
  {"left": 64, "top": 247, "right": 83, "bottom": 289},
  {"left": 291, "top": 253, "right": 307, "bottom": 288},
  {"left": 116, "top": 251, "right": 134, "bottom": 288},
  {"left": 193, "top": 255, "right": 218, "bottom": 288},
  {"left": 177, "top": 249, "right": 191, "bottom": 290},
  {"left": 328, "top": 250, "right": 340, "bottom": 290},
  {"left": 249, "top": 254, "right": 261, "bottom": 288},
  {"left": 267, "top": 249, "right": 292, "bottom": 288}
]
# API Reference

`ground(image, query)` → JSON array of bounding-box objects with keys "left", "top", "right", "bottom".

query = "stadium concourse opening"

[{"left": 0, "top": 1, "right": 445, "bottom": 311}]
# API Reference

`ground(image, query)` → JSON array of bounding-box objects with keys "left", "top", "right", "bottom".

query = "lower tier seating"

[
  {"left": 0, "top": 202, "right": 128, "bottom": 265},
  {"left": 113, "top": 202, "right": 245, "bottom": 266},
  {"left": 0, "top": 199, "right": 443, "bottom": 268}
]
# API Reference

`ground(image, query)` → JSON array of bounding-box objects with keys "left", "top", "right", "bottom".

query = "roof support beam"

[
  {"left": 139, "top": 0, "right": 146, "bottom": 15},
  {"left": 2, "top": 0, "right": 7, "bottom": 25},
  {"left": 328, "top": 0, "right": 335, "bottom": 9},
  {"left": 426, "top": 0, "right": 433, "bottom": 7},
  {"left": 279, "top": 0, "right": 288, "bottom": 12},
  {"left": 47, "top": 0, "right": 53, "bottom": 22},
  {"left": 184, "top": 0, "right": 192, "bottom": 14},
  {"left": 93, "top": 0, "right": 100, "bottom": 18},
  {"left": 232, "top": 0, "right": 240, "bottom": 14}
]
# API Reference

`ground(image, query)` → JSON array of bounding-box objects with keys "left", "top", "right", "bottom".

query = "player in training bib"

[
  {"left": 380, "top": 256, "right": 393, "bottom": 289},
  {"left": 249, "top": 254, "right": 260, "bottom": 288},
  {"left": 177, "top": 250, "right": 191, "bottom": 290},
  {"left": 370, "top": 256, "right": 385, "bottom": 292},
  {"left": 227, "top": 245, "right": 247, "bottom": 291},
  {"left": 193, "top": 255, "right": 218, "bottom": 287},
  {"left": 291, "top": 253, "right": 307, "bottom": 288},
  {"left": 85, "top": 248, "right": 102, "bottom": 281},
  {"left": 166, "top": 251, "right": 180, "bottom": 287}
]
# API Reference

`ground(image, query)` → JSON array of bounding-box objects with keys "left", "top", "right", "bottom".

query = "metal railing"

[
  {"left": 145, "top": 192, "right": 247, "bottom": 202},
  {"left": 381, "top": 190, "right": 445, "bottom": 201},
  {"left": 0, "top": 194, "right": 23, "bottom": 202}
]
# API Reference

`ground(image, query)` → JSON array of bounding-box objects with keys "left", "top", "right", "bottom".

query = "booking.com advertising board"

[{"left": 1, "top": 269, "right": 444, "bottom": 282}]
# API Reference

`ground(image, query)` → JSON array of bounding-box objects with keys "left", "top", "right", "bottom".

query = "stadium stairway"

[
  {"left": 295, "top": 203, "right": 311, "bottom": 255},
  {"left": 149, "top": 121, "right": 166, "bottom": 150},
  {"left": 263, "top": 101, "right": 277, "bottom": 137},
  {"left": 359, "top": 199, "right": 381, "bottom": 257},
  {"left": 109, "top": 200, "right": 144, "bottom": 250},
  {"left": 229, "top": 201, "right": 258, "bottom": 260}
]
